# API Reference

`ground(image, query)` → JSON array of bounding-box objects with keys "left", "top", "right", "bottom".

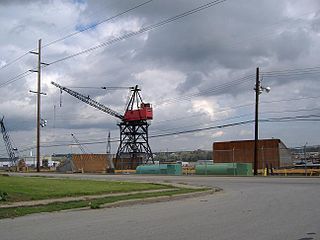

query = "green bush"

[
  {"left": 89, "top": 202, "right": 100, "bottom": 209},
  {"left": 0, "top": 191, "right": 8, "bottom": 201}
]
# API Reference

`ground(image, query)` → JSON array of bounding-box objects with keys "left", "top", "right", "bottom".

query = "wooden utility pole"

[
  {"left": 36, "top": 39, "right": 41, "bottom": 172},
  {"left": 106, "top": 131, "right": 111, "bottom": 154},
  {"left": 30, "top": 39, "right": 47, "bottom": 172},
  {"left": 254, "top": 67, "right": 260, "bottom": 176}
]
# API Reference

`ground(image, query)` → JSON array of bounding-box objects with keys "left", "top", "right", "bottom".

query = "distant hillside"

[{"left": 153, "top": 149, "right": 212, "bottom": 162}]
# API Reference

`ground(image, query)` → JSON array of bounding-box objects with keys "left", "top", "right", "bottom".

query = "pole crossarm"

[{"left": 51, "top": 81, "right": 124, "bottom": 120}]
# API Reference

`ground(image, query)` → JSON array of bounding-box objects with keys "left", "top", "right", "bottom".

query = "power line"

[
  {"left": 155, "top": 74, "right": 254, "bottom": 106},
  {"left": 262, "top": 66, "right": 320, "bottom": 75},
  {"left": 261, "top": 107, "right": 320, "bottom": 116},
  {"left": 261, "top": 95, "right": 320, "bottom": 105},
  {"left": 263, "top": 71, "right": 320, "bottom": 78},
  {"left": 0, "top": 70, "right": 33, "bottom": 88},
  {"left": 0, "top": 0, "right": 227, "bottom": 89},
  {"left": 13, "top": 114, "right": 320, "bottom": 154},
  {"left": 151, "top": 115, "right": 320, "bottom": 138},
  {"left": 63, "top": 86, "right": 132, "bottom": 90},
  {"left": 43, "top": 94, "right": 320, "bottom": 133},
  {"left": 263, "top": 114, "right": 320, "bottom": 122},
  {"left": 47, "top": 0, "right": 227, "bottom": 65},
  {"left": 151, "top": 113, "right": 253, "bottom": 134},
  {"left": 0, "top": 52, "right": 30, "bottom": 71},
  {"left": 42, "top": 0, "right": 154, "bottom": 49},
  {"left": 17, "top": 120, "right": 252, "bottom": 153},
  {"left": 0, "top": 0, "right": 153, "bottom": 73}
]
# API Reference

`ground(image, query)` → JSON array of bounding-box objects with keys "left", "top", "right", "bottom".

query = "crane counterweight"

[{"left": 124, "top": 103, "right": 153, "bottom": 121}]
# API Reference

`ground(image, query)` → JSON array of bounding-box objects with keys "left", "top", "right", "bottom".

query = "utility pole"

[
  {"left": 36, "top": 39, "right": 41, "bottom": 172},
  {"left": 106, "top": 131, "right": 111, "bottom": 154},
  {"left": 253, "top": 67, "right": 270, "bottom": 176},
  {"left": 30, "top": 39, "right": 45, "bottom": 172},
  {"left": 254, "top": 67, "right": 260, "bottom": 176},
  {"left": 304, "top": 142, "right": 307, "bottom": 176}
]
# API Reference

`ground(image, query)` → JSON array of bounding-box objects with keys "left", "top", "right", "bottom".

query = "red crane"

[{"left": 51, "top": 82, "right": 153, "bottom": 168}]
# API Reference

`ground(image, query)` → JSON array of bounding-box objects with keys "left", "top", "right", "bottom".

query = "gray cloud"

[
  {"left": 0, "top": 0, "right": 320, "bottom": 155},
  {"left": 177, "top": 72, "right": 205, "bottom": 93}
]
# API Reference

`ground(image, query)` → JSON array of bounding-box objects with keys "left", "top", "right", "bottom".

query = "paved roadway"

[{"left": 1, "top": 174, "right": 319, "bottom": 240}]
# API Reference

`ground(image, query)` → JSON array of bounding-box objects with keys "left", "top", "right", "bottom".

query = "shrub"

[{"left": 0, "top": 191, "right": 8, "bottom": 201}]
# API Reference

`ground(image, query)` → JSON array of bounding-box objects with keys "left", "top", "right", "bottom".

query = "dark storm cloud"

[{"left": 177, "top": 72, "right": 205, "bottom": 93}]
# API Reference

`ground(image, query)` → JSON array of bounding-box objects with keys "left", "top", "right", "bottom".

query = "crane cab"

[{"left": 124, "top": 103, "right": 153, "bottom": 122}]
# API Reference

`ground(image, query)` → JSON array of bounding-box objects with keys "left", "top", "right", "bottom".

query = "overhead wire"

[
  {"left": 44, "top": 93, "right": 320, "bottom": 135},
  {"left": 0, "top": 0, "right": 154, "bottom": 73},
  {"left": 151, "top": 113, "right": 254, "bottom": 134},
  {"left": 155, "top": 74, "right": 254, "bottom": 106},
  {"left": 0, "top": 70, "right": 33, "bottom": 88},
  {"left": 262, "top": 66, "right": 320, "bottom": 75},
  {"left": 3, "top": 1, "right": 320, "bottom": 154},
  {"left": 152, "top": 103, "right": 320, "bottom": 133},
  {"left": 12, "top": 113, "right": 320, "bottom": 154},
  {"left": 47, "top": 0, "right": 227, "bottom": 65},
  {"left": 152, "top": 107, "right": 320, "bottom": 134},
  {"left": 154, "top": 94, "right": 320, "bottom": 126},
  {"left": 0, "top": 0, "right": 227, "bottom": 90},
  {"left": 42, "top": 0, "right": 154, "bottom": 49},
  {"left": 261, "top": 95, "right": 320, "bottom": 105},
  {"left": 1, "top": 1, "right": 316, "bottom": 74},
  {"left": 0, "top": 52, "right": 30, "bottom": 71}
]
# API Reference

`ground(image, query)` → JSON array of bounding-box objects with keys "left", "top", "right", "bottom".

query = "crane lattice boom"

[
  {"left": 51, "top": 81, "right": 124, "bottom": 120},
  {"left": 0, "top": 117, "right": 18, "bottom": 164},
  {"left": 71, "top": 133, "right": 88, "bottom": 154}
]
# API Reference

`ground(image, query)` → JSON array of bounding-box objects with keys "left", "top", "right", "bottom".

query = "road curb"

[
  {"left": 56, "top": 187, "right": 221, "bottom": 215},
  {"left": 96, "top": 187, "right": 222, "bottom": 209}
]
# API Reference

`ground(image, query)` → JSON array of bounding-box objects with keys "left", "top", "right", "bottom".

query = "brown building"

[
  {"left": 71, "top": 154, "right": 112, "bottom": 173},
  {"left": 213, "top": 139, "right": 292, "bottom": 169}
]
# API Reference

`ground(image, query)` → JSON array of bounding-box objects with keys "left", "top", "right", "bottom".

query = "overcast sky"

[{"left": 0, "top": 0, "right": 320, "bottom": 157}]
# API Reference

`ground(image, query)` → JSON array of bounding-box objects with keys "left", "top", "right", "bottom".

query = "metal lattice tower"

[{"left": 0, "top": 116, "right": 18, "bottom": 166}]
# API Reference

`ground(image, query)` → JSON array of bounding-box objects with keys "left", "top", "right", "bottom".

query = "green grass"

[
  {"left": 0, "top": 188, "right": 207, "bottom": 219},
  {"left": 0, "top": 175, "right": 172, "bottom": 203}
]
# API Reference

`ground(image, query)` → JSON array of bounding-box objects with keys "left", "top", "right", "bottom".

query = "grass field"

[
  {"left": 0, "top": 175, "right": 210, "bottom": 219},
  {"left": 0, "top": 188, "right": 204, "bottom": 219},
  {"left": 0, "top": 175, "right": 172, "bottom": 202}
]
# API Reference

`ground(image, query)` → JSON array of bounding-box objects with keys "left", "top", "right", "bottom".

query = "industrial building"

[
  {"left": 56, "top": 154, "right": 114, "bottom": 173},
  {"left": 213, "top": 139, "right": 293, "bottom": 169}
]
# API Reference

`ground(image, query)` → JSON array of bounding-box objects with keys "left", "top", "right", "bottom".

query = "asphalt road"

[{"left": 1, "top": 174, "right": 319, "bottom": 240}]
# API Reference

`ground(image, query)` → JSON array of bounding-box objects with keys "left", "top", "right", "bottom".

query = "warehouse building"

[
  {"left": 213, "top": 139, "right": 293, "bottom": 169},
  {"left": 57, "top": 154, "right": 114, "bottom": 173}
]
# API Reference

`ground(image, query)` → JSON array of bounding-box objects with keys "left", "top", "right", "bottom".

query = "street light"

[{"left": 254, "top": 68, "right": 270, "bottom": 176}]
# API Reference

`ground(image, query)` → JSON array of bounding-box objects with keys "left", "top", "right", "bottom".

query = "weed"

[{"left": 0, "top": 191, "right": 8, "bottom": 201}]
